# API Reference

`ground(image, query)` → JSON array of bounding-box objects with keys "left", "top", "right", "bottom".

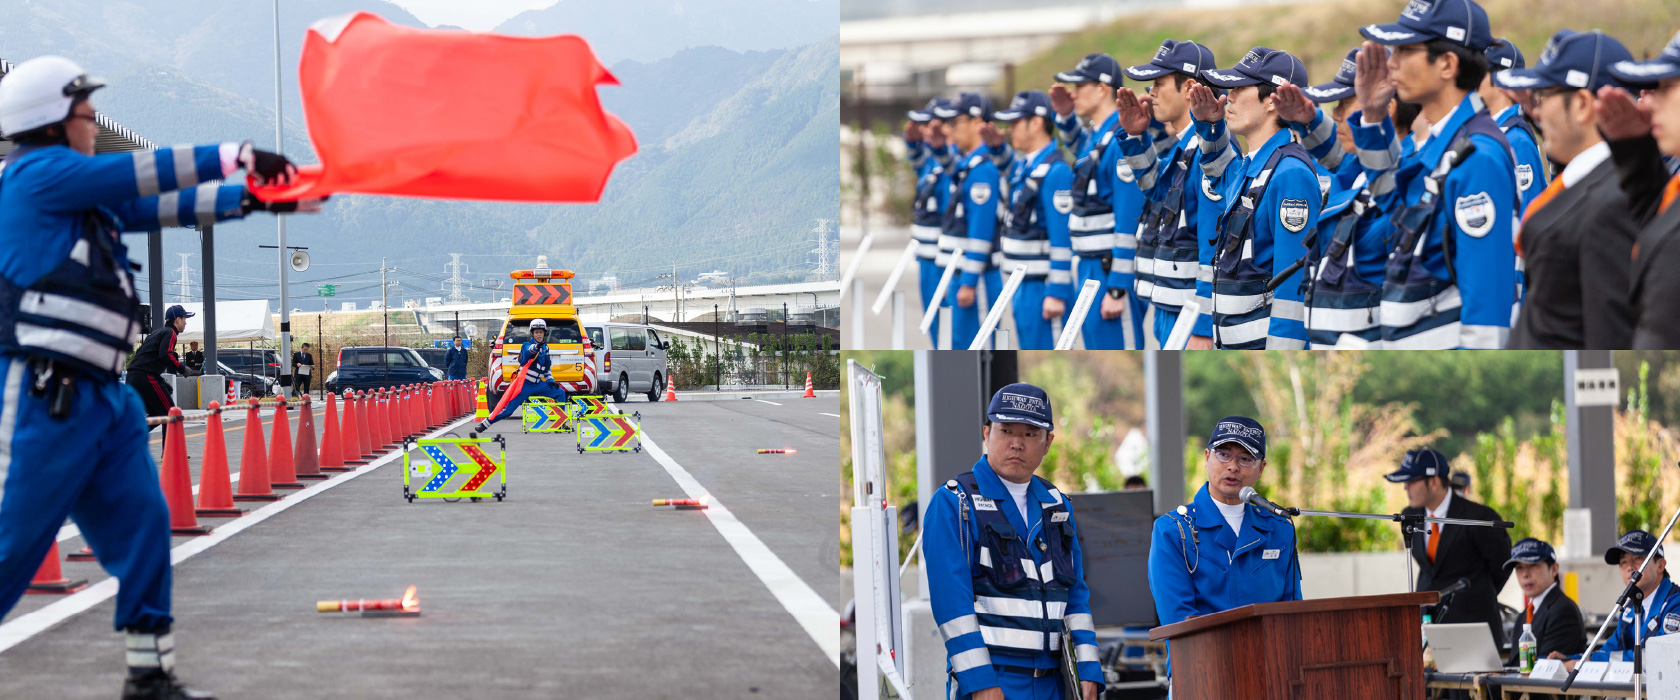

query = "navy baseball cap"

[
  {"left": 946, "top": 92, "right": 994, "bottom": 120},
  {"left": 1304, "top": 49, "right": 1360, "bottom": 103},
  {"left": 1495, "top": 29, "right": 1633, "bottom": 92},
  {"left": 1207, "top": 416, "right": 1266, "bottom": 461},
  {"left": 987, "top": 383, "right": 1054, "bottom": 430},
  {"left": 1200, "top": 46, "right": 1308, "bottom": 90},
  {"left": 1486, "top": 38, "right": 1525, "bottom": 72},
  {"left": 1505, "top": 537, "right": 1558, "bottom": 568},
  {"left": 1383, "top": 448, "right": 1450, "bottom": 483},
  {"left": 993, "top": 91, "right": 1054, "bottom": 122},
  {"left": 164, "top": 304, "right": 194, "bottom": 321},
  {"left": 908, "top": 97, "right": 952, "bottom": 123},
  {"left": 1056, "top": 53, "right": 1122, "bottom": 87},
  {"left": 1610, "top": 29, "right": 1680, "bottom": 87},
  {"left": 1360, "top": 0, "right": 1494, "bottom": 52},
  {"left": 1125, "top": 39, "right": 1218, "bottom": 81},
  {"left": 1450, "top": 469, "right": 1472, "bottom": 490},
  {"left": 1605, "top": 530, "right": 1667, "bottom": 565}
]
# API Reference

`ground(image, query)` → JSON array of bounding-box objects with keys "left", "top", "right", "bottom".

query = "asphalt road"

[{"left": 0, "top": 390, "right": 839, "bottom": 699}]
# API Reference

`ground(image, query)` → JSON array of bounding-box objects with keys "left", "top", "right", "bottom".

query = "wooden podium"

[{"left": 1150, "top": 592, "right": 1439, "bottom": 700}]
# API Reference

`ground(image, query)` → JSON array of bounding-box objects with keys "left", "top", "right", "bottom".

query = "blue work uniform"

[
  {"left": 1059, "top": 111, "right": 1131, "bottom": 349},
  {"left": 1350, "top": 93, "right": 1518, "bottom": 349},
  {"left": 925, "top": 457, "right": 1104, "bottom": 699},
  {"left": 484, "top": 340, "right": 569, "bottom": 424},
  {"left": 998, "top": 144, "right": 1075, "bottom": 350},
  {"left": 1119, "top": 120, "right": 1213, "bottom": 345},
  {"left": 443, "top": 344, "right": 469, "bottom": 380},
  {"left": 912, "top": 143, "right": 955, "bottom": 342},
  {"left": 0, "top": 142, "right": 249, "bottom": 635},
  {"left": 1577, "top": 576, "right": 1680, "bottom": 662},
  {"left": 1494, "top": 103, "right": 1547, "bottom": 317},
  {"left": 1148, "top": 484, "right": 1302, "bottom": 678},
  {"left": 1289, "top": 108, "right": 1394, "bottom": 348},
  {"left": 1198, "top": 120, "right": 1321, "bottom": 349},
  {"left": 950, "top": 146, "right": 1005, "bottom": 349}
]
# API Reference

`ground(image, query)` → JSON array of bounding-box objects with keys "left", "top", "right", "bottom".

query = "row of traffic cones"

[{"left": 29, "top": 380, "right": 480, "bottom": 593}]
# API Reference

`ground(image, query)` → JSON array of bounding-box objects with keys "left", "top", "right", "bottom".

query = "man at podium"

[
  {"left": 1147, "top": 416, "right": 1302, "bottom": 686},
  {"left": 923, "top": 383, "right": 1105, "bottom": 700}
]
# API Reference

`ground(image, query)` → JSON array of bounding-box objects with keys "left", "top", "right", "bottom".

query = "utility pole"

[
  {"left": 273, "top": 0, "right": 292, "bottom": 399},
  {"left": 381, "top": 257, "right": 390, "bottom": 385},
  {"left": 173, "top": 253, "right": 193, "bottom": 302}
]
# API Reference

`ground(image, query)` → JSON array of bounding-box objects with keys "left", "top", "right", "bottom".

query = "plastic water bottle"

[
  {"left": 1421, "top": 612, "right": 1434, "bottom": 668},
  {"left": 1519, "top": 623, "right": 1537, "bottom": 673}
]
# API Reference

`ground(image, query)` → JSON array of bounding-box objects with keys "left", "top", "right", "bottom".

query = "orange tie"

[
  {"left": 1428, "top": 522, "right": 1440, "bottom": 563},
  {"left": 1516, "top": 177, "right": 1569, "bottom": 257},
  {"left": 1661, "top": 174, "right": 1680, "bottom": 215},
  {"left": 1525, "top": 600, "right": 1534, "bottom": 625}
]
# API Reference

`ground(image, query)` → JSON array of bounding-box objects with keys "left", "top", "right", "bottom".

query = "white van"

[{"left": 584, "top": 322, "right": 670, "bottom": 402}]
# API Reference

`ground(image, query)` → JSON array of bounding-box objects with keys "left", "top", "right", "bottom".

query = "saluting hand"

[
  {"left": 1354, "top": 39, "right": 1395, "bottom": 119},
  {"left": 979, "top": 122, "right": 1006, "bottom": 148},
  {"left": 904, "top": 120, "right": 924, "bottom": 144},
  {"left": 1115, "top": 88, "right": 1152, "bottom": 137},
  {"left": 927, "top": 122, "right": 949, "bottom": 150},
  {"left": 1185, "top": 79, "right": 1226, "bottom": 123},
  {"left": 1595, "top": 85, "right": 1653, "bottom": 141},
  {"left": 1049, "top": 84, "right": 1076, "bottom": 118},
  {"left": 1270, "top": 83, "right": 1317, "bottom": 125}
]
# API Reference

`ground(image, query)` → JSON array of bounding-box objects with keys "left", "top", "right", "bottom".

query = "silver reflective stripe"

[
  {"left": 1049, "top": 248, "right": 1072, "bottom": 262},
  {"left": 1197, "top": 265, "right": 1213, "bottom": 284},
  {"left": 960, "top": 257, "right": 989, "bottom": 274},
  {"left": 1217, "top": 317, "right": 1270, "bottom": 345},
  {"left": 194, "top": 183, "right": 219, "bottom": 220},
  {"left": 1070, "top": 234, "right": 1115, "bottom": 252},
  {"left": 1047, "top": 270, "right": 1073, "bottom": 285},
  {"left": 125, "top": 631, "right": 174, "bottom": 672},
  {"left": 15, "top": 323, "right": 125, "bottom": 373},
  {"left": 1265, "top": 335, "right": 1307, "bottom": 350},
  {"left": 1039, "top": 561, "right": 1055, "bottom": 585},
  {"left": 156, "top": 191, "right": 182, "bottom": 227},
  {"left": 1214, "top": 292, "right": 1267, "bottom": 315},
  {"left": 68, "top": 239, "right": 89, "bottom": 266},
  {"left": 940, "top": 614, "right": 981, "bottom": 641},
  {"left": 1151, "top": 262, "right": 1197, "bottom": 280},
  {"left": 132, "top": 150, "right": 160, "bottom": 198},
  {"left": 1064, "top": 613, "right": 1094, "bottom": 633},
  {"left": 1384, "top": 321, "right": 1460, "bottom": 350},
  {"left": 1001, "top": 238, "right": 1050, "bottom": 256},
  {"left": 171, "top": 144, "right": 199, "bottom": 188},
  {"left": 1460, "top": 324, "right": 1508, "bottom": 349},
  {"left": 1076, "top": 643, "right": 1101, "bottom": 664},
  {"left": 1271, "top": 299, "right": 1306, "bottom": 322},
  {"left": 0, "top": 360, "right": 23, "bottom": 506},
  {"left": 1110, "top": 257, "right": 1135, "bottom": 273},
  {"left": 1113, "top": 231, "right": 1137, "bottom": 250},
  {"left": 20, "top": 291, "right": 133, "bottom": 339},
  {"left": 911, "top": 224, "right": 942, "bottom": 243},
  {"left": 980, "top": 626, "right": 1044, "bottom": 650},
  {"left": 1020, "top": 559, "right": 1040, "bottom": 581},
  {"left": 1149, "top": 285, "right": 1196, "bottom": 306},
  {"left": 1003, "top": 259, "right": 1052, "bottom": 275},
  {"left": 1045, "top": 600, "right": 1066, "bottom": 619},
  {"left": 1068, "top": 212, "right": 1114, "bottom": 231},
  {"left": 978, "top": 546, "right": 992, "bottom": 568},
  {"left": 1303, "top": 114, "right": 1335, "bottom": 150},
  {"left": 962, "top": 237, "right": 992, "bottom": 253},
  {"left": 1306, "top": 305, "right": 1380, "bottom": 331},
  {"left": 976, "top": 595, "right": 1044, "bottom": 618},
  {"left": 949, "top": 647, "right": 993, "bottom": 673},
  {"left": 1380, "top": 286, "right": 1461, "bottom": 328}
]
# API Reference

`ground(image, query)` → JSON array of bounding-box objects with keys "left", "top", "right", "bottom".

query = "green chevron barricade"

[
  {"left": 522, "top": 396, "right": 571, "bottom": 434},
  {"left": 402, "top": 435, "right": 507, "bottom": 502},
  {"left": 574, "top": 411, "right": 641, "bottom": 454},
  {"left": 566, "top": 394, "right": 610, "bottom": 422}
]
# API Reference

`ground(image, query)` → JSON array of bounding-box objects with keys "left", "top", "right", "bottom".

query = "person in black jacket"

[
  {"left": 126, "top": 305, "right": 194, "bottom": 440},
  {"left": 1505, "top": 538, "right": 1586, "bottom": 664},
  {"left": 183, "top": 341, "right": 204, "bottom": 373},
  {"left": 1599, "top": 32, "right": 1680, "bottom": 348},
  {"left": 291, "top": 343, "right": 314, "bottom": 396},
  {"left": 1386, "top": 448, "right": 1514, "bottom": 648}
]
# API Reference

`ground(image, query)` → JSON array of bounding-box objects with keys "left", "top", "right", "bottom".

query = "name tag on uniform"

[
  {"left": 972, "top": 497, "right": 998, "bottom": 511},
  {"left": 1051, "top": 512, "right": 1068, "bottom": 523},
  {"left": 1263, "top": 549, "right": 1281, "bottom": 560}
]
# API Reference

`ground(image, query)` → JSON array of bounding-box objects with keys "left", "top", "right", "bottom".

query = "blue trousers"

[
  {"left": 950, "top": 268, "right": 1003, "bottom": 350},
  {"left": 918, "top": 259, "right": 946, "bottom": 344},
  {"left": 485, "top": 379, "right": 569, "bottom": 424},
  {"left": 0, "top": 355, "right": 173, "bottom": 632},
  {"left": 949, "top": 666, "right": 1069, "bottom": 699},
  {"left": 446, "top": 371, "right": 466, "bottom": 381},
  {"left": 1011, "top": 279, "right": 1056, "bottom": 350},
  {"left": 1074, "top": 256, "right": 1140, "bottom": 350},
  {"left": 1153, "top": 305, "right": 1181, "bottom": 349}
]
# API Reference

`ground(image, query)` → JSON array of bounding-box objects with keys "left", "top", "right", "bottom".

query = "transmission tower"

[
  {"left": 442, "top": 253, "right": 470, "bottom": 304},
  {"left": 811, "top": 218, "right": 836, "bottom": 278},
  {"left": 173, "top": 253, "right": 194, "bottom": 302}
]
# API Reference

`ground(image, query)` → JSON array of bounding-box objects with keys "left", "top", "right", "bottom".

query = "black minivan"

[{"left": 324, "top": 346, "right": 442, "bottom": 392}]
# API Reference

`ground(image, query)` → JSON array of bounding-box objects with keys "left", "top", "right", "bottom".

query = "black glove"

[
  {"left": 239, "top": 142, "right": 297, "bottom": 184},
  {"left": 240, "top": 191, "right": 327, "bottom": 215}
]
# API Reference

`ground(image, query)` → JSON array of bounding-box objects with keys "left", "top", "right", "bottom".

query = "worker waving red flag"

[{"left": 248, "top": 12, "right": 637, "bottom": 202}]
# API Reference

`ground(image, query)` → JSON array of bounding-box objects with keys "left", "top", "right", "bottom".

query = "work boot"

[
  {"left": 121, "top": 670, "right": 216, "bottom": 700},
  {"left": 472, "top": 422, "right": 487, "bottom": 435}
]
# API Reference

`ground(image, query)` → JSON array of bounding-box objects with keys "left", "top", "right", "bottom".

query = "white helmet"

[
  {"left": 528, "top": 319, "right": 547, "bottom": 331},
  {"left": 0, "top": 56, "right": 105, "bottom": 137}
]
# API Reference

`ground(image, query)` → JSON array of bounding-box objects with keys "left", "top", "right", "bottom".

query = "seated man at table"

[
  {"left": 1504, "top": 538, "right": 1585, "bottom": 666},
  {"left": 1560, "top": 530, "right": 1680, "bottom": 667}
]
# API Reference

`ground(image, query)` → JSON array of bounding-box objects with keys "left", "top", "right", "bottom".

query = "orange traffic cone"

[
  {"left": 268, "top": 397, "right": 303, "bottom": 489},
  {"left": 196, "top": 402, "right": 244, "bottom": 517},
  {"left": 25, "top": 542, "right": 88, "bottom": 594},
  {"left": 158, "top": 407, "right": 212, "bottom": 535},
  {"left": 234, "top": 398, "right": 280, "bottom": 501},
  {"left": 320, "top": 392, "right": 350, "bottom": 472},
  {"left": 663, "top": 371, "right": 678, "bottom": 402},
  {"left": 399, "top": 387, "right": 414, "bottom": 437},
  {"left": 374, "top": 389, "right": 393, "bottom": 448},
  {"left": 802, "top": 372, "right": 815, "bottom": 398},
  {"left": 295, "top": 394, "right": 326, "bottom": 481},
  {"left": 356, "top": 391, "right": 375, "bottom": 458},
  {"left": 421, "top": 385, "right": 435, "bottom": 429},
  {"left": 341, "top": 390, "right": 367, "bottom": 465},
  {"left": 389, "top": 388, "right": 405, "bottom": 442}
]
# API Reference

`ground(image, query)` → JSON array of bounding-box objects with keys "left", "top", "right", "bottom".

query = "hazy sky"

[{"left": 388, "top": 0, "right": 559, "bottom": 30}]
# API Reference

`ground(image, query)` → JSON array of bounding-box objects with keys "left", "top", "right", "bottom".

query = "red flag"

[
  {"left": 487, "top": 356, "right": 536, "bottom": 421},
  {"left": 250, "top": 12, "right": 637, "bottom": 202}
]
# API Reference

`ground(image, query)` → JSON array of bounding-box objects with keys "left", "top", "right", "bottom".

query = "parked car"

[
  {"left": 219, "top": 348, "right": 284, "bottom": 382},
  {"left": 584, "top": 322, "right": 669, "bottom": 403},
  {"left": 323, "top": 346, "right": 442, "bottom": 393},
  {"left": 414, "top": 347, "right": 450, "bottom": 370},
  {"left": 216, "top": 361, "right": 274, "bottom": 398}
]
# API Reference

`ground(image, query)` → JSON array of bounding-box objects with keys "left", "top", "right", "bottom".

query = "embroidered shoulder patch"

[
  {"left": 1052, "top": 190, "right": 1074, "bottom": 214},
  {"left": 1202, "top": 176, "right": 1222, "bottom": 201},
  {"left": 1279, "top": 198, "right": 1310, "bottom": 233},
  {"left": 1454, "top": 192, "right": 1496, "bottom": 237},
  {"left": 1117, "top": 161, "right": 1136, "bottom": 183},
  {"left": 1516, "top": 164, "right": 1534, "bottom": 191},
  {"left": 970, "top": 182, "right": 992, "bottom": 205}
]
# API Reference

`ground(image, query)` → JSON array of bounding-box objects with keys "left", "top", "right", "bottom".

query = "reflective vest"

[
  {"left": 1210, "top": 143, "right": 1314, "bottom": 349},
  {"left": 911, "top": 157, "right": 947, "bottom": 262},
  {"left": 1068, "top": 128, "right": 1116, "bottom": 255},
  {"left": 519, "top": 341, "right": 552, "bottom": 383},
  {"left": 940, "top": 153, "right": 993, "bottom": 271},
  {"left": 946, "top": 472, "right": 1077, "bottom": 658},
  {"left": 1305, "top": 182, "right": 1389, "bottom": 348},
  {"left": 0, "top": 148, "right": 142, "bottom": 378},
  {"left": 1001, "top": 154, "right": 1065, "bottom": 281},
  {"left": 1135, "top": 139, "right": 1198, "bottom": 306}
]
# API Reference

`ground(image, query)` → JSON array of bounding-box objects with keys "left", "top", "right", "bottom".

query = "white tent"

[{"left": 174, "top": 300, "right": 275, "bottom": 342}]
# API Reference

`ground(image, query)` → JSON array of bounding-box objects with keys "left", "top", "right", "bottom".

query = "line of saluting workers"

[
  {"left": 926, "top": 382, "right": 1680, "bottom": 700},
  {"left": 904, "top": 0, "right": 1680, "bottom": 351}
]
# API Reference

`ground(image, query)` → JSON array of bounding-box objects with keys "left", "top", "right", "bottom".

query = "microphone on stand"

[
  {"left": 1239, "top": 486, "right": 1298, "bottom": 517},
  {"left": 1437, "top": 578, "right": 1471, "bottom": 599}
]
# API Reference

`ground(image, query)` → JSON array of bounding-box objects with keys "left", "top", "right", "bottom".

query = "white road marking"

[
  {"left": 755, "top": 399, "right": 783, "bottom": 406},
  {"left": 623, "top": 402, "right": 839, "bottom": 667},
  {"left": 818, "top": 413, "right": 840, "bottom": 418},
  {"left": 1, "top": 416, "right": 474, "bottom": 655}
]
